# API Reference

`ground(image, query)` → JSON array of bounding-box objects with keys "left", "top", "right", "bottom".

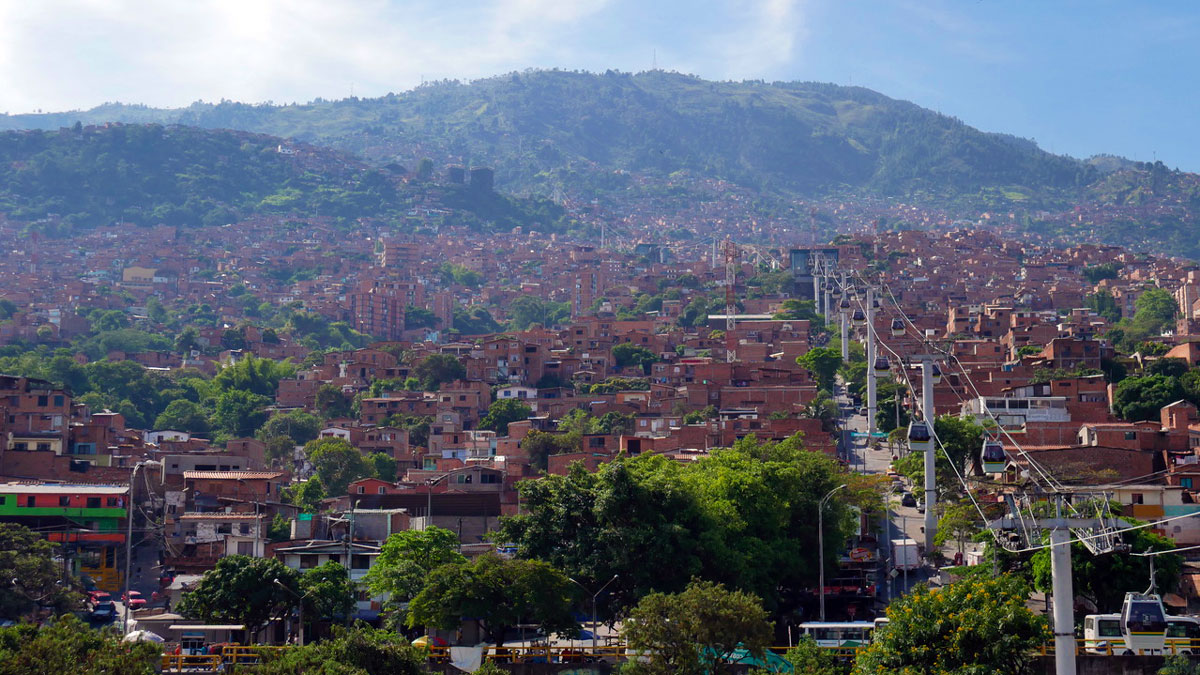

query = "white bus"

[{"left": 798, "top": 621, "right": 881, "bottom": 648}]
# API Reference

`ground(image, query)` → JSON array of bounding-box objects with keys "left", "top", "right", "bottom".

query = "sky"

[{"left": 0, "top": 0, "right": 1196, "bottom": 170}]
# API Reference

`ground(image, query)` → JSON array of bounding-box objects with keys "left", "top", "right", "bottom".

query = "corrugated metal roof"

[
  {"left": 178, "top": 513, "right": 263, "bottom": 520},
  {"left": 0, "top": 482, "right": 128, "bottom": 494},
  {"left": 182, "top": 471, "right": 284, "bottom": 480}
]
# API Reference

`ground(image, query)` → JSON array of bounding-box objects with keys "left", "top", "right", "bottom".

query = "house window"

[
  {"left": 1124, "top": 431, "right": 1137, "bottom": 441},
  {"left": 299, "top": 557, "right": 317, "bottom": 569},
  {"left": 54, "top": 395, "right": 64, "bottom": 407},
  {"left": 36, "top": 443, "right": 50, "bottom": 452},
  {"left": 86, "top": 497, "right": 101, "bottom": 508},
  {"left": 1182, "top": 478, "right": 1193, "bottom": 489},
  {"left": 357, "top": 486, "right": 365, "bottom": 494},
  {"left": 25, "top": 496, "right": 34, "bottom": 508},
  {"left": 216, "top": 523, "right": 232, "bottom": 535},
  {"left": 59, "top": 496, "right": 71, "bottom": 506},
  {"left": 1131, "top": 493, "right": 1144, "bottom": 505},
  {"left": 378, "top": 487, "right": 386, "bottom": 494},
  {"left": 239, "top": 523, "right": 250, "bottom": 535},
  {"left": 107, "top": 497, "right": 119, "bottom": 507},
  {"left": 236, "top": 541, "right": 255, "bottom": 555},
  {"left": 351, "top": 554, "right": 369, "bottom": 570},
  {"left": 37, "top": 395, "right": 47, "bottom": 407}
]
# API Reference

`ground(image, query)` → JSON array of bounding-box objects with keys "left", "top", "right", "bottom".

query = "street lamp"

[
  {"left": 568, "top": 574, "right": 619, "bottom": 652},
  {"left": 123, "top": 459, "right": 161, "bottom": 635},
  {"left": 274, "top": 578, "right": 313, "bottom": 646},
  {"left": 818, "top": 484, "right": 847, "bottom": 622},
  {"left": 424, "top": 474, "right": 448, "bottom": 530}
]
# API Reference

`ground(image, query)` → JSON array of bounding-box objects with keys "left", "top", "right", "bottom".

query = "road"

[{"left": 833, "top": 379, "right": 931, "bottom": 604}]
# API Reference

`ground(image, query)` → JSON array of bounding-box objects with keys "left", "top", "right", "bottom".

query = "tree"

[
  {"left": 305, "top": 438, "right": 374, "bottom": 497},
  {"left": 403, "top": 306, "right": 439, "bottom": 330},
  {"left": 407, "top": 553, "right": 576, "bottom": 645},
  {"left": 1148, "top": 358, "right": 1190, "bottom": 379},
  {"left": 213, "top": 389, "right": 270, "bottom": 437},
  {"left": 284, "top": 478, "right": 326, "bottom": 512},
  {"left": 611, "top": 343, "right": 660, "bottom": 375},
  {"left": 797, "top": 347, "right": 842, "bottom": 392},
  {"left": 622, "top": 579, "right": 773, "bottom": 675},
  {"left": 876, "top": 379, "right": 910, "bottom": 435},
  {"left": 267, "top": 513, "right": 292, "bottom": 543},
  {"left": 300, "top": 561, "right": 356, "bottom": 624},
  {"left": 519, "top": 429, "right": 580, "bottom": 471},
  {"left": 934, "top": 414, "right": 988, "bottom": 474},
  {"left": 211, "top": 354, "right": 294, "bottom": 398},
  {"left": 1181, "top": 369, "right": 1200, "bottom": 408},
  {"left": 0, "top": 614, "right": 160, "bottom": 675},
  {"left": 773, "top": 298, "right": 822, "bottom": 323},
  {"left": 479, "top": 398, "right": 532, "bottom": 434},
  {"left": 253, "top": 624, "right": 427, "bottom": 675},
  {"left": 935, "top": 503, "right": 981, "bottom": 554},
  {"left": 257, "top": 410, "right": 322, "bottom": 445},
  {"left": 412, "top": 353, "right": 465, "bottom": 390},
  {"left": 314, "top": 383, "right": 353, "bottom": 420},
  {"left": 1113, "top": 374, "right": 1184, "bottom": 421},
  {"left": 368, "top": 452, "right": 397, "bottom": 482},
  {"left": 853, "top": 575, "right": 1048, "bottom": 675},
  {"left": 1160, "top": 654, "right": 1200, "bottom": 675},
  {"left": 0, "top": 523, "right": 78, "bottom": 620},
  {"left": 177, "top": 555, "right": 301, "bottom": 636},
  {"left": 364, "top": 527, "right": 466, "bottom": 615},
  {"left": 1086, "top": 289, "right": 1122, "bottom": 323},
  {"left": 153, "top": 399, "right": 211, "bottom": 435},
  {"left": 785, "top": 636, "right": 846, "bottom": 675}
]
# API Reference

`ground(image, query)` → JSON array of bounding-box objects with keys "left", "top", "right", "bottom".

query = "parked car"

[
  {"left": 87, "top": 590, "right": 112, "bottom": 607},
  {"left": 901, "top": 493, "right": 917, "bottom": 508},
  {"left": 89, "top": 602, "right": 117, "bottom": 622},
  {"left": 917, "top": 499, "right": 925, "bottom": 513},
  {"left": 123, "top": 590, "right": 147, "bottom": 609}
]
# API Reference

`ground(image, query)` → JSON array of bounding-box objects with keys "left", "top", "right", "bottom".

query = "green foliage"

[
  {"left": 451, "top": 306, "right": 502, "bottom": 335},
  {"left": 367, "top": 452, "right": 397, "bottom": 482},
  {"left": 1113, "top": 374, "right": 1184, "bottom": 421},
  {"left": 364, "top": 527, "right": 466, "bottom": 607},
  {"left": 1086, "top": 290, "right": 1122, "bottom": 323},
  {"left": 412, "top": 353, "right": 466, "bottom": 390},
  {"left": 315, "top": 383, "right": 353, "bottom": 420},
  {"left": 212, "top": 355, "right": 295, "bottom": 398},
  {"left": 305, "top": 438, "right": 374, "bottom": 497},
  {"left": 785, "top": 636, "right": 847, "bottom": 675},
  {"left": 1148, "top": 358, "right": 1189, "bottom": 379},
  {"left": 213, "top": 389, "right": 271, "bottom": 437},
  {"left": 153, "top": 399, "right": 210, "bottom": 434},
  {"left": 406, "top": 553, "right": 576, "bottom": 645},
  {"left": 853, "top": 575, "right": 1047, "bottom": 675},
  {"left": 498, "top": 434, "right": 855, "bottom": 617},
  {"left": 268, "top": 513, "right": 292, "bottom": 543},
  {"left": 623, "top": 579, "right": 773, "bottom": 675},
  {"left": 403, "top": 306, "right": 439, "bottom": 330},
  {"left": 284, "top": 478, "right": 326, "bottom": 512},
  {"left": 612, "top": 342, "right": 660, "bottom": 374},
  {"left": 773, "top": 299, "right": 823, "bottom": 323},
  {"left": 1082, "top": 262, "right": 1122, "bottom": 284},
  {"left": 1159, "top": 654, "right": 1200, "bottom": 675},
  {"left": 519, "top": 430, "right": 580, "bottom": 471},
  {"left": 934, "top": 415, "right": 988, "bottom": 474},
  {"left": 0, "top": 523, "right": 79, "bottom": 620},
  {"left": 876, "top": 379, "right": 910, "bottom": 435},
  {"left": 797, "top": 347, "right": 842, "bottom": 392},
  {"left": 934, "top": 503, "right": 982, "bottom": 553},
  {"left": 682, "top": 405, "right": 718, "bottom": 425},
  {"left": 580, "top": 377, "right": 650, "bottom": 394},
  {"left": 257, "top": 410, "right": 322, "bottom": 445},
  {"left": 507, "top": 296, "right": 571, "bottom": 330},
  {"left": 437, "top": 263, "right": 483, "bottom": 288},
  {"left": 177, "top": 555, "right": 301, "bottom": 635},
  {"left": 1030, "top": 524, "right": 1181, "bottom": 612},
  {"left": 300, "top": 562, "right": 357, "bottom": 623},
  {"left": 0, "top": 614, "right": 160, "bottom": 675},
  {"left": 253, "top": 624, "right": 427, "bottom": 675},
  {"left": 479, "top": 398, "right": 533, "bottom": 434}
]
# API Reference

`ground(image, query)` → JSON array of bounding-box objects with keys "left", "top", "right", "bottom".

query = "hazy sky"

[{"left": 0, "top": 0, "right": 1196, "bottom": 169}]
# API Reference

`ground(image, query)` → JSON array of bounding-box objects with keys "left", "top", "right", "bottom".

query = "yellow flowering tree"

[{"left": 853, "top": 574, "right": 1048, "bottom": 675}]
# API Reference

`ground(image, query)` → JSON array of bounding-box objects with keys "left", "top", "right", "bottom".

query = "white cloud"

[
  {"left": 711, "top": 0, "right": 808, "bottom": 80},
  {"left": 0, "top": 0, "right": 613, "bottom": 112}
]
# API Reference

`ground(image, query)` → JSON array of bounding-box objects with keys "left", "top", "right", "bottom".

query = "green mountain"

[
  {"left": 0, "top": 124, "right": 562, "bottom": 234},
  {"left": 0, "top": 71, "right": 1096, "bottom": 201},
  {"left": 2, "top": 70, "right": 1197, "bottom": 256}
]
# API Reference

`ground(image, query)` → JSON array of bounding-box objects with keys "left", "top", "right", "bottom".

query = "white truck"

[{"left": 891, "top": 538, "right": 921, "bottom": 571}]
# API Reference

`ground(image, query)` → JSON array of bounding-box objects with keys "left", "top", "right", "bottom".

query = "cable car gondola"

[
  {"left": 839, "top": 298, "right": 851, "bottom": 311},
  {"left": 890, "top": 318, "right": 905, "bottom": 337},
  {"left": 873, "top": 356, "right": 890, "bottom": 376},
  {"left": 851, "top": 309, "right": 866, "bottom": 326},
  {"left": 1119, "top": 592, "right": 1168, "bottom": 655},
  {"left": 907, "top": 421, "right": 932, "bottom": 453},
  {"left": 981, "top": 439, "right": 1006, "bottom": 473},
  {"left": 931, "top": 363, "right": 942, "bottom": 385}
]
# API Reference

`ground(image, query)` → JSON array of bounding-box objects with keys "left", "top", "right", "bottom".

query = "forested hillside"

[
  {"left": 0, "top": 124, "right": 562, "bottom": 234},
  {"left": 0, "top": 71, "right": 1095, "bottom": 201}
]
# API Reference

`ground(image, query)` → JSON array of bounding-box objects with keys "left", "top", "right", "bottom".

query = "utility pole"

[
  {"left": 839, "top": 274, "right": 849, "bottom": 361},
  {"left": 866, "top": 287, "right": 878, "bottom": 440},
  {"left": 920, "top": 357, "right": 938, "bottom": 552},
  {"left": 725, "top": 239, "right": 738, "bottom": 363}
]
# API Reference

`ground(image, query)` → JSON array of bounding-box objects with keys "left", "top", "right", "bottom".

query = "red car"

[
  {"left": 123, "top": 590, "right": 147, "bottom": 609},
  {"left": 88, "top": 591, "right": 113, "bottom": 606}
]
